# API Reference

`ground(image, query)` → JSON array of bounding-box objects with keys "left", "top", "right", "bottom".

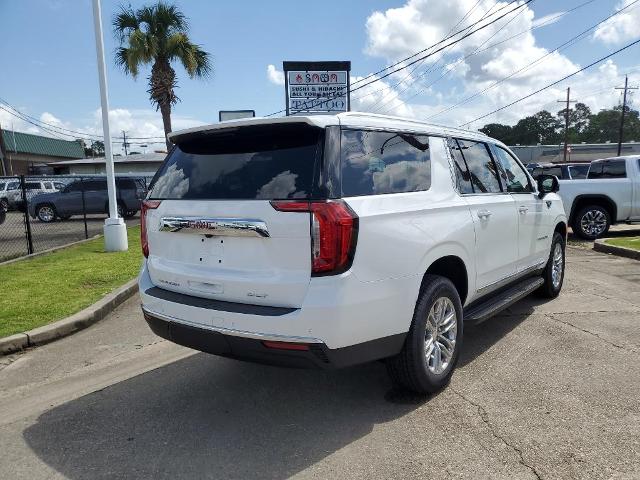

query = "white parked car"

[
  {"left": 558, "top": 156, "right": 640, "bottom": 239},
  {"left": 2, "top": 179, "right": 59, "bottom": 210},
  {"left": 139, "top": 112, "right": 567, "bottom": 394}
]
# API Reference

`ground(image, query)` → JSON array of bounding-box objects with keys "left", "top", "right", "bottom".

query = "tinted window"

[
  {"left": 455, "top": 139, "right": 501, "bottom": 193},
  {"left": 65, "top": 182, "right": 84, "bottom": 193},
  {"left": 448, "top": 138, "right": 473, "bottom": 194},
  {"left": 150, "top": 124, "right": 320, "bottom": 200},
  {"left": 84, "top": 180, "right": 108, "bottom": 191},
  {"left": 341, "top": 130, "right": 430, "bottom": 196},
  {"left": 44, "top": 182, "right": 53, "bottom": 189},
  {"left": 7, "top": 182, "right": 19, "bottom": 190},
  {"left": 116, "top": 179, "right": 137, "bottom": 190},
  {"left": 0, "top": 182, "right": 5, "bottom": 190},
  {"left": 543, "top": 166, "right": 563, "bottom": 178},
  {"left": 568, "top": 164, "right": 589, "bottom": 179},
  {"left": 493, "top": 146, "right": 532, "bottom": 193},
  {"left": 24, "top": 182, "right": 41, "bottom": 190},
  {"left": 603, "top": 160, "right": 626, "bottom": 178},
  {"left": 588, "top": 160, "right": 626, "bottom": 179}
]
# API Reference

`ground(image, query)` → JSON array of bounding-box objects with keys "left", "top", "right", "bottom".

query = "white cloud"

[
  {"left": 1, "top": 105, "right": 206, "bottom": 154},
  {"left": 350, "top": 75, "right": 414, "bottom": 117},
  {"left": 361, "top": 0, "right": 635, "bottom": 128},
  {"left": 531, "top": 11, "right": 566, "bottom": 28},
  {"left": 594, "top": 0, "right": 640, "bottom": 45},
  {"left": 267, "top": 64, "right": 285, "bottom": 86}
]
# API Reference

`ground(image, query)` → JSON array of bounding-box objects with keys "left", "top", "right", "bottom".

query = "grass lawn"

[
  {"left": 605, "top": 236, "right": 640, "bottom": 251},
  {"left": 0, "top": 227, "right": 141, "bottom": 338}
]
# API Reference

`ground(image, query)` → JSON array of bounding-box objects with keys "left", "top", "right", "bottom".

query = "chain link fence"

[{"left": 0, "top": 175, "right": 149, "bottom": 263}]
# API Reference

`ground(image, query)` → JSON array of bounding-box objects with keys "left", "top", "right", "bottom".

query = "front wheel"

[
  {"left": 573, "top": 205, "right": 610, "bottom": 240},
  {"left": 36, "top": 204, "right": 56, "bottom": 223},
  {"left": 537, "top": 232, "right": 565, "bottom": 298},
  {"left": 386, "top": 275, "right": 463, "bottom": 394}
]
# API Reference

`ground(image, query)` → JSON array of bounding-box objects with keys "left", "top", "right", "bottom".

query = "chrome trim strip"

[
  {"left": 142, "top": 308, "right": 323, "bottom": 343},
  {"left": 477, "top": 261, "right": 546, "bottom": 295},
  {"left": 159, "top": 217, "right": 270, "bottom": 237}
]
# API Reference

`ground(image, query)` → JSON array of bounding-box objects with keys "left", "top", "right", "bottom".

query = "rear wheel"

[
  {"left": 537, "top": 232, "right": 565, "bottom": 298},
  {"left": 36, "top": 204, "right": 56, "bottom": 223},
  {"left": 573, "top": 205, "right": 610, "bottom": 240},
  {"left": 386, "top": 275, "right": 463, "bottom": 394},
  {"left": 0, "top": 198, "right": 8, "bottom": 211}
]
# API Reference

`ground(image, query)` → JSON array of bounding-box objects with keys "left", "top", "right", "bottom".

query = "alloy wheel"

[
  {"left": 424, "top": 297, "right": 457, "bottom": 375},
  {"left": 37, "top": 205, "right": 55, "bottom": 222},
  {"left": 551, "top": 242, "right": 564, "bottom": 289},
  {"left": 580, "top": 209, "right": 607, "bottom": 237}
]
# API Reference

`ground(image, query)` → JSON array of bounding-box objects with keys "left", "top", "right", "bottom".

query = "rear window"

[
  {"left": 588, "top": 160, "right": 626, "bottom": 179},
  {"left": 150, "top": 124, "right": 321, "bottom": 200},
  {"left": 568, "top": 164, "right": 589, "bottom": 179},
  {"left": 24, "top": 182, "right": 41, "bottom": 190},
  {"left": 340, "top": 129, "right": 431, "bottom": 196}
]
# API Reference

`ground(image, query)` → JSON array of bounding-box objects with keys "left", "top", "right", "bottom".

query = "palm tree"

[{"left": 113, "top": 2, "right": 211, "bottom": 150}]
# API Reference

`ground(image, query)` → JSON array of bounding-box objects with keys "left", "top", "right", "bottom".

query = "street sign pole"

[{"left": 92, "top": 0, "right": 127, "bottom": 251}]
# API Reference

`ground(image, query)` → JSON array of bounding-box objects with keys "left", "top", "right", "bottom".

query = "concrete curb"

[
  {"left": 593, "top": 239, "right": 640, "bottom": 261},
  {"left": 0, "top": 279, "right": 139, "bottom": 356}
]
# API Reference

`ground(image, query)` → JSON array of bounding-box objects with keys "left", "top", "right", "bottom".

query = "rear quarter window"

[
  {"left": 150, "top": 124, "right": 321, "bottom": 200},
  {"left": 340, "top": 129, "right": 431, "bottom": 196}
]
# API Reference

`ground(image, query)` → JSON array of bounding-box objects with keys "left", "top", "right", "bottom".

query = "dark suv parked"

[{"left": 28, "top": 177, "right": 147, "bottom": 222}]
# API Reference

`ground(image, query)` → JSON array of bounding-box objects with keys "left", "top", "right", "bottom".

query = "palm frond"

[
  {"left": 112, "top": 5, "right": 139, "bottom": 42},
  {"left": 166, "top": 33, "right": 211, "bottom": 78}
]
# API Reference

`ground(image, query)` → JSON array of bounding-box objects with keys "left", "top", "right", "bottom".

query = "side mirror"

[{"left": 537, "top": 174, "right": 559, "bottom": 199}]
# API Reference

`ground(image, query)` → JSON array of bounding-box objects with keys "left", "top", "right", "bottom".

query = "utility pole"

[
  {"left": 122, "top": 130, "right": 129, "bottom": 156},
  {"left": 557, "top": 87, "right": 576, "bottom": 162},
  {"left": 615, "top": 75, "right": 638, "bottom": 156}
]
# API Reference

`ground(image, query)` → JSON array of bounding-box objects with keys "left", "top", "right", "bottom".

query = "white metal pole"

[{"left": 92, "top": 0, "right": 128, "bottom": 251}]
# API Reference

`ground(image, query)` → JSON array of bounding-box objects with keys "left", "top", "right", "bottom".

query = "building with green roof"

[{"left": 0, "top": 129, "right": 85, "bottom": 176}]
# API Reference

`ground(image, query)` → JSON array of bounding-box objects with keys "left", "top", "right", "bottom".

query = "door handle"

[
  {"left": 518, "top": 206, "right": 529, "bottom": 214},
  {"left": 477, "top": 209, "right": 492, "bottom": 219}
]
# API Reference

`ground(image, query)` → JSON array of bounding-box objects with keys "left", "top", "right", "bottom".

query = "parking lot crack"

[
  {"left": 451, "top": 388, "right": 543, "bottom": 480},
  {"left": 545, "top": 313, "right": 638, "bottom": 354}
]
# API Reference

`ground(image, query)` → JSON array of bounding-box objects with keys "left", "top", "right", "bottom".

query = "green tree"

[
  {"left": 507, "top": 110, "right": 561, "bottom": 145},
  {"left": 557, "top": 102, "right": 592, "bottom": 142},
  {"left": 583, "top": 106, "right": 640, "bottom": 143},
  {"left": 479, "top": 123, "right": 513, "bottom": 144},
  {"left": 113, "top": 2, "right": 212, "bottom": 150}
]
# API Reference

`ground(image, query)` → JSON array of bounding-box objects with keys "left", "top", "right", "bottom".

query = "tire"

[
  {"left": 36, "top": 204, "right": 57, "bottom": 223},
  {"left": 0, "top": 198, "right": 8, "bottom": 211},
  {"left": 124, "top": 209, "right": 137, "bottom": 219},
  {"left": 386, "top": 275, "right": 464, "bottom": 394},
  {"left": 537, "top": 232, "right": 565, "bottom": 298},
  {"left": 572, "top": 205, "right": 610, "bottom": 240}
]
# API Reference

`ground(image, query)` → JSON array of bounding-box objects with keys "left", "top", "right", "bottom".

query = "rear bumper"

[{"left": 143, "top": 308, "right": 405, "bottom": 369}]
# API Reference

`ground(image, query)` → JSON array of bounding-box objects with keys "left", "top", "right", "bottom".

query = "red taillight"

[
  {"left": 141, "top": 200, "right": 161, "bottom": 258},
  {"left": 271, "top": 200, "right": 358, "bottom": 275}
]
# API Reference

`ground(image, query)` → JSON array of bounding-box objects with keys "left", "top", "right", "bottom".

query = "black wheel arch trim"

[{"left": 569, "top": 194, "right": 617, "bottom": 224}]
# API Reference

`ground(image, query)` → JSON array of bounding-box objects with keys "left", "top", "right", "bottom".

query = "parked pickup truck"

[{"left": 559, "top": 156, "right": 640, "bottom": 239}]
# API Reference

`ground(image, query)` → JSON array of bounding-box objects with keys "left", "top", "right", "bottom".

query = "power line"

[
  {"left": 267, "top": 0, "right": 532, "bottom": 117},
  {"left": 459, "top": 37, "right": 640, "bottom": 128},
  {"left": 356, "top": 0, "right": 489, "bottom": 107},
  {"left": 427, "top": 0, "right": 639, "bottom": 121},
  {"left": 374, "top": 0, "right": 529, "bottom": 115},
  {"left": 0, "top": 98, "right": 167, "bottom": 141},
  {"left": 369, "top": 0, "right": 503, "bottom": 113}
]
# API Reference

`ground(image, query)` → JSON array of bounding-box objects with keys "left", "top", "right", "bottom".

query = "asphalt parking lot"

[
  {"left": 0, "top": 212, "right": 140, "bottom": 262},
  {"left": 1, "top": 240, "right": 639, "bottom": 479}
]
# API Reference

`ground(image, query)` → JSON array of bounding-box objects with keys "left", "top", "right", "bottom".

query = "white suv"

[{"left": 139, "top": 112, "right": 567, "bottom": 394}]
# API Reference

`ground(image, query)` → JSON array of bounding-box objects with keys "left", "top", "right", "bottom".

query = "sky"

[{"left": 1, "top": 0, "right": 639, "bottom": 153}]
